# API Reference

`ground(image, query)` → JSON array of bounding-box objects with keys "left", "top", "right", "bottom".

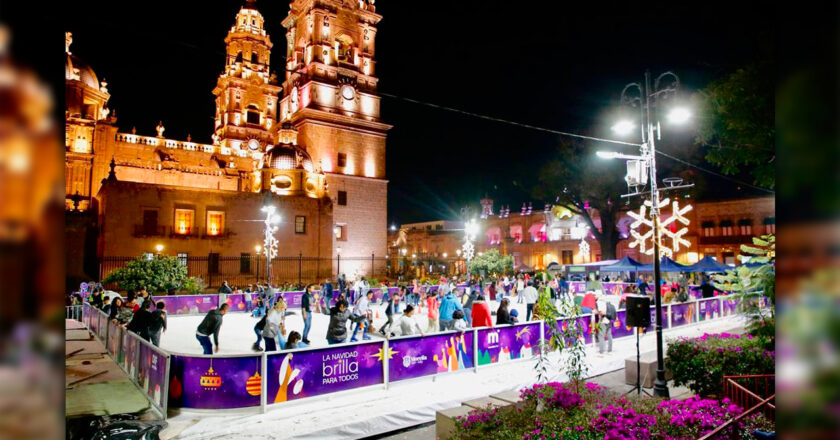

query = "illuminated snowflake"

[{"left": 627, "top": 198, "right": 693, "bottom": 258}]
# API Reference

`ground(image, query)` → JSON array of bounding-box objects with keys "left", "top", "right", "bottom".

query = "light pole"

[
  {"left": 462, "top": 218, "right": 478, "bottom": 279},
  {"left": 261, "top": 205, "right": 280, "bottom": 286},
  {"left": 602, "top": 70, "right": 691, "bottom": 398}
]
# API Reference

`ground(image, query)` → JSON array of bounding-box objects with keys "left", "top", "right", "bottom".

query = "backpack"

[{"left": 605, "top": 302, "right": 617, "bottom": 321}]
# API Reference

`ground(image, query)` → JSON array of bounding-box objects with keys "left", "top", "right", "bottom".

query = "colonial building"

[
  {"left": 65, "top": 0, "right": 389, "bottom": 286},
  {"left": 394, "top": 195, "right": 775, "bottom": 276}
]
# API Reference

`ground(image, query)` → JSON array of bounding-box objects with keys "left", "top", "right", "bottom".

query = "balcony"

[
  {"left": 133, "top": 224, "right": 166, "bottom": 238},
  {"left": 202, "top": 229, "right": 233, "bottom": 239},
  {"left": 169, "top": 226, "right": 200, "bottom": 238},
  {"left": 698, "top": 234, "right": 756, "bottom": 245}
]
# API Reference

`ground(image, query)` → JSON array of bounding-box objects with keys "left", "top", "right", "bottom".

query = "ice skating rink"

[{"left": 159, "top": 298, "right": 531, "bottom": 354}]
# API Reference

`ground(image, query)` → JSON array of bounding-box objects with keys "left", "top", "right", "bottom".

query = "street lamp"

[
  {"left": 601, "top": 70, "right": 691, "bottom": 398},
  {"left": 155, "top": 244, "right": 164, "bottom": 255},
  {"left": 261, "top": 205, "right": 280, "bottom": 286}
]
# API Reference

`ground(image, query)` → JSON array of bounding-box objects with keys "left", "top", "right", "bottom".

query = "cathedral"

[{"left": 65, "top": 0, "right": 389, "bottom": 285}]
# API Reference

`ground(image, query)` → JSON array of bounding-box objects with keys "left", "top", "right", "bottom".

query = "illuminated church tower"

[
  {"left": 278, "top": 0, "right": 391, "bottom": 265},
  {"left": 212, "top": 0, "right": 283, "bottom": 154}
]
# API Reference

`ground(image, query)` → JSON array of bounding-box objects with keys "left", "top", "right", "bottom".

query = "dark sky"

[{"left": 57, "top": 0, "right": 771, "bottom": 224}]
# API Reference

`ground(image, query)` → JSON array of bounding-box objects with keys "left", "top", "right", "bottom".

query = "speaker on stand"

[{"left": 625, "top": 295, "right": 652, "bottom": 396}]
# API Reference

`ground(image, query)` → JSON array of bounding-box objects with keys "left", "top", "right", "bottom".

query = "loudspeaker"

[{"left": 625, "top": 295, "right": 651, "bottom": 327}]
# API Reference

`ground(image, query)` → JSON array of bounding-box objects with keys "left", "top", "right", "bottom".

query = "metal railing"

[
  {"left": 66, "top": 305, "right": 83, "bottom": 321},
  {"left": 698, "top": 374, "right": 775, "bottom": 439},
  {"left": 100, "top": 254, "right": 390, "bottom": 289}
]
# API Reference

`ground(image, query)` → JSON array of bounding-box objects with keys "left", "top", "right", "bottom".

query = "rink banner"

[
  {"left": 121, "top": 328, "right": 140, "bottom": 379},
  {"left": 610, "top": 310, "right": 637, "bottom": 339},
  {"left": 722, "top": 297, "right": 739, "bottom": 316},
  {"left": 168, "top": 354, "right": 263, "bottom": 409},
  {"left": 89, "top": 308, "right": 101, "bottom": 336},
  {"left": 223, "top": 293, "right": 250, "bottom": 313},
  {"left": 106, "top": 320, "right": 121, "bottom": 357},
  {"left": 388, "top": 331, "right": 475, "bottom": 382},
  {"left": 476, "top": 324, "right": 539, "bottom": 366},
  {"left": 95, "top": 311, "right": 109, "bottom": 340},
  {"left": 568, "top": 282, "right": 632, "bottom": 295},
  {"left": 670, "top": 302, "right": 697, "bottom": 327},
  {"left": 157, "top": 294, "right": 220, "bottom": 315},
  {"left": 136, "top": 340, "right": 169, "bottom": 411},
  {"left": 82, "top": 304, "right": 92, "bottom": 328},
  {"left": 698, "top": 298, "right": 721, "bottom": 321},
  {"left": 266, "top": 341, "right": 385, "bottom": 403}
]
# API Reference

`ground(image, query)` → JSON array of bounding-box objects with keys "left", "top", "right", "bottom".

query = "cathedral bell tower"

[{"left": 212, "top": 0, "right": 283, "bottom": 155}]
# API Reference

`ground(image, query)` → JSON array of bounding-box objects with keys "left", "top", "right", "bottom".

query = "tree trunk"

[{"left": 597, "top": 223, "right": 620, "bottom": 260}]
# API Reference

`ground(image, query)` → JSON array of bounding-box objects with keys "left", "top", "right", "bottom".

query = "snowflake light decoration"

[
  {"left": 570, "top": 223, "right": 590, "bottom": 259},
  {"left": 262, "top": 206, "right": 280, "bottom": 260},
  {"left": 578, "top": 239, "right": 590, "bottom": 258},
  {"left": 461, "top": 240, "right": 475, "bottom": 262},
  {"left": 627, "top": 198, "right": 693, "bottom": 258}
]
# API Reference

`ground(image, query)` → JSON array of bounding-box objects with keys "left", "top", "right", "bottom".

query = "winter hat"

[{"left": 510, "top": 309, "right": 519, "bottom": 317}]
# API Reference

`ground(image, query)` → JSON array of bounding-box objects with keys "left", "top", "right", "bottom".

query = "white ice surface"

[{"left": 159, "top": 301, "right": 745, "bottom": 440}]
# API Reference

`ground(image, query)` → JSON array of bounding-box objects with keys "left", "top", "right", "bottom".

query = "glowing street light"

[
  {"left": 667, "top": 106, "right": 691, "bottom": 124},
  {"left": 611, "top": 119, "right": 635, "bottom": 135},
  {"left": 155, "top": 244, "right": 164, "bottom": 255}
]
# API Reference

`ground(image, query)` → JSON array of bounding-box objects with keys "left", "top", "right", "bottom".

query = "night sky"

[{"left": 58, "top": 0, "right": 771, "bottom": 224}]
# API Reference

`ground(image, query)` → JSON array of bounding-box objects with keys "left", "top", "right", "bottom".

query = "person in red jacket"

[
  {"left": 470, "top": 295, "right": 493, "bottom": 328},
  {"left": 581, "top": 291, "right": 597, "bottom": 314}
]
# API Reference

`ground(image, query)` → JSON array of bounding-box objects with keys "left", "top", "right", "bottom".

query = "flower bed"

[
  {"left": 667, "top": 332, "right": 775, "bottom": 397},
  {"left": 452, "top": 381, "right": 773, "bottom": 440}
]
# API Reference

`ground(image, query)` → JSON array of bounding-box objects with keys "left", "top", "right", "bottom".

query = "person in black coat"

[
  {"left": 496, "top": 297, "right": 512, "bottom": 325},
  {"left": 127, "top": 299, "right": 155, "bottom": 341},
  {"left": 196, "top": 304, "right": 229, "bottom": 354}
]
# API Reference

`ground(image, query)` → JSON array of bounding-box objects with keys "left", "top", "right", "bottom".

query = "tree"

[
  {"left": 693, "top": 61, "right": 775, "bottom": 188},
  {"left": 468, "top": 249, "right": 513, "bottom": 276},
  {"left": 534, "top": 139, "right": 628, "bottom": 260},
  {"left": 103, "top": 255, "right": 189, "bottom": 293}
]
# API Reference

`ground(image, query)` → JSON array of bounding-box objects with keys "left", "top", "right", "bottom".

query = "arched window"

[
  {"left": 509, "top": 224, "right": 523, "bottom": 243},
  {"left": 246, "top": 104, "right": 261, "bottom": 125},
  {"left": 528, "top": 222, "right": 547, "bottom": 242},
  {"left": 485, "top": 226, "right": 502, "bottom": 245},
  {"left": 235, "top": 51, "right": 243, "bottom": 63},
  {"left": 336, "top": 34, "right": 354, "bottom": 62}
]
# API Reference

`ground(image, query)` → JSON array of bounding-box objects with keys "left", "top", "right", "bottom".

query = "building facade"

[
  {"left": 393, "top": 196, "right": 775, "bottom": 276},
  {"left": 65, "top": 0, "right": 389, "bottom": 286}
]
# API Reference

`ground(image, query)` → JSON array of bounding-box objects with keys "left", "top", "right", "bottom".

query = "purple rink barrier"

[
  {"left": 669, "top": 302, "right": 698, "bottom": 328},
  {"left": 698, "top": 298, "right": 721, "bottom": 321},
  {"left": 168, "top": 354, "right": 263, "bottom": 409},
  {"left": 121, "top": 328, "right": 140, "bottom": 379},
  {"left": 266, "top": 341, "right": 384, "bottom": 404},
  {"left": 610, "top": 310, "right": 637, "bottom": 339},
  {"left": 156, "top": 294, "right": 220, "bottom": 316},
  {"left": 106, "top": 320, "right": 121, "bottom": 357},
  {"left": 476, "top": 323, "right": 540, "bottom": 366},
  {"left": 389, "top": 331, "right": 474, "bottom": 381},
  {"left": 541, "top": 315, "right": 595, "bottom": 347},
  {"left": 222, "top": 293, "right": 250, "bottom": 313},
  {"left": 131, "top": 332, "right": 171, "bottom": 414},
  {"left": 722, "top": 297, "right": 740, "bottom": 316}
]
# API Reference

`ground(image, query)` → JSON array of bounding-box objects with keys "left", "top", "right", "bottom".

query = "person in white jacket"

[
  {"left": 263, "top": 298, "right": 287, "bottom": 351},
  {"left": 394, "top": 305, "right": 424, "bottom": 337}
]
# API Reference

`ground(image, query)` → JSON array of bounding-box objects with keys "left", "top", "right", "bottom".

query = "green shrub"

[
  {"left": 667, "top": 332, "right": 775, "bottom": 397},
  {"left": 182, "top": 277, "right": 206, "bottom": 295},
  {"left": 103, "top": 255, "right": 188, "bottom": 293}
]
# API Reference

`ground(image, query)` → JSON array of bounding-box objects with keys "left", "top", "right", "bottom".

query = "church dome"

[
  {"left": 265, "top": 143, "right": 314, "bottom": 172},
  {"left": 66, "top": 52, "right": 100, "bottom": 89}
]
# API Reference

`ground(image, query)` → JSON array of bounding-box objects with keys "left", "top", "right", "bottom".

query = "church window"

[
  {"left": 235, "top": 51, "right": 243, "bottom": 63},
  {"left": 338, "top": 190, "right": 347, "bottom": 206},
  {"left": 246, "top": 104, "right": 260, "bottom": 125},
  {"left": 295, "top": 216, "right": 307, "bottom": 234},
  {"left": 174, "top": 209, "right": 195, "bottom": 235},
  {"left": 251, "top": 52, "right": 258, "bottom": 64},
  {"left": 337, "top": 152, "right": 347, "bottom": 168},
  {"left": 206, "top": 211, "right": 225, "bottom": 236},
  {"left": 336, "top": 35, "right": 354, "bottom": 62}
]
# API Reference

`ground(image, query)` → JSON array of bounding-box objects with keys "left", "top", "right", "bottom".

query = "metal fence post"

[
  {"left": 719, "top": 296, "right": 724, "bottom": 317},
  {"left": 696, "top": 299, "right": 701, "bottom": 323},
  {"left": 371, "top": 253, "right": 375, "bottom": 277},
  {"left": 473, "top": 328, "right": 479, "bottom": 373},
  {"left": 668, "top": 304, "right": 673, "bottom": 328},
  {"left": 163, "top": 355, "right": 171, "bottom": 418}
]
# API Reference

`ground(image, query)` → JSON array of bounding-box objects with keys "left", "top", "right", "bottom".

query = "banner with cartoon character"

[
  {"left": 476, "top": 324, "right": 539, "bottom": 366},
  {"left": 389, "top": 331, "right": 474, "bottom": 381},
  {"left": 610, "top": 310, "right": 637, "bottom": 339},
  {"left": 266, "top": 341, "right": 385, "bottom": 403},
  {"left": 670, "top": 302, "right": 696, "bottom": 327},
  {"left": 698, "top": 298, "right": 720, "bottom": 321},
  {"left": 157, "top": 294, "right": 220, "bottom": 315},
  {"left": 167, "top": 355, "right": 262, "bottom": 409},
  {"left": 137, "top": 339, "right": 169, "bottom": 411}
]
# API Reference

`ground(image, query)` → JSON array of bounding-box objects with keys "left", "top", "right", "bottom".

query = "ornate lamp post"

[
  {"left": 261, "top": 205, "right": 280, "bottom": 286},
  {"left": 599, "top": 70, "right": 692, "bottom": 398}
]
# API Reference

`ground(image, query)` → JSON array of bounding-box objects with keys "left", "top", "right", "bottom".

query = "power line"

[
  {"left": 378, "top": 91, "right": 775, "bottom": 195},
  {"left": 379, "top": 92, "right": 642, "bottom": 148}
]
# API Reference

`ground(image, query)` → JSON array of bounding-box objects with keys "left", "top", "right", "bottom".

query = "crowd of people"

[{"left": 76, "top": 270, "right": 724, "bottom": 357}]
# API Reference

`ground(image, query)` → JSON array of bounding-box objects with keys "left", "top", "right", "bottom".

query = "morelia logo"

[
  {"left": 486, "top": 330, "right": 499, "bottom": 345},
  {"left": 402, "top": 354, "right": 427, "bottom": 368}
]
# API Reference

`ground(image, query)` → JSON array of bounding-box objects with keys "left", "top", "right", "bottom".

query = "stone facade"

[{"left": 64, "top": 0, "right": 389, "bottom": 283}]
